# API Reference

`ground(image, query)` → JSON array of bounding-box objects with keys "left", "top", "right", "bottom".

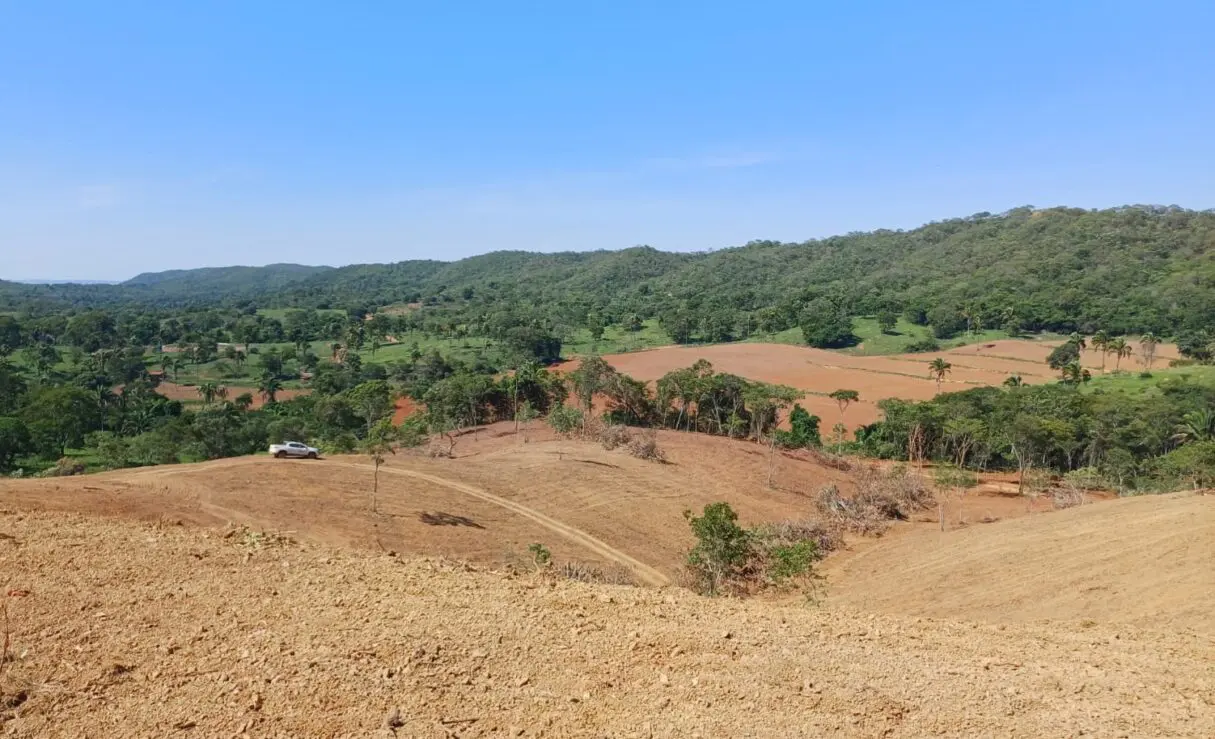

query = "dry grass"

[
  {"left": 816, "top": 466, "right": 934, "bottom": 536},
  {"left": 625, "top": 430, "right": 667, "bottom": 462}
]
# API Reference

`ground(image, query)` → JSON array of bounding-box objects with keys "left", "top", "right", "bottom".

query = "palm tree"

[
  {"left": 1139, "top": 332, "right": 1160, "bottom": 369},
  {"left": 197, "top": 382, "right": 218, "bottom": 405},
  {"left": 928, "top": 358, "right": 952, "bottom": 391},
  {"left": 215, "top": 385, "right": 229, "bottom": 403},
  {"left": 1091, "top": 330, "right": 1110, "bottom": 372},
  {"left": 1173, "top": 409, "right": 1215, "bottom": 443},
  {"left": 257, "top": 374, "right": 282, "bottom": 404},
  {"left": 1003, "top": 375, "right": 1023, "bottom": 388},
  {"left": 1110, "top": 337, "right": 1132, "bottom": 370},
  {"left": 1060, "top": 362, "right": 1091, "bottom": 385},
  {"left": 234, "top": 392, "right": 254, "bottom": 411},
  {"left": 1067, "top": 332, "right": 1087, "bottom": 352},
  {"left": 169, "top": 356, "right": 186, "bottom": 381}
]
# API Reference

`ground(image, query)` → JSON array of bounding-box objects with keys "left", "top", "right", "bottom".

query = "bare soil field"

[
  {"left": 594, "top": 338, "right": 1179, "bottom": 430},
  {"left": 2, "top": 509, "right": 1212, "bottom": 737},
  {"left": 0, "top": 425, "right": 1066, "bottom": 585},
  {"left": 824, "top": 491, "right": 1214, "bottom": 631},
  {"left": 0, "top": 426, "right": 864, "bottom": 584},
  {"left": 153, "top": 381, "right": 309, "bottom": 409}
]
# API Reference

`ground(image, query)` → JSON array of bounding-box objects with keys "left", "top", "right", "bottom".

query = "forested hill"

[
  {"left": 123, "top": 263, "right": 332, "bottom": 291},
  {"left": 3, "top": 205, "right": 1214, "bottom": 336}
]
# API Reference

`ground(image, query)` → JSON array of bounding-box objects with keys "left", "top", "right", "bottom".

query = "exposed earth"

[
  {"left": 592, "top": 338, "right": 1180, "bottom": 430},
  {"left": 1, "top": 426, "right": 1212, "bottom": 736}
]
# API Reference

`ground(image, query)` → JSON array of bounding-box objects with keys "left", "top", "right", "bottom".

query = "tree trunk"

[
  {"left": 372, "top": 460, "right": 379, "bottom": 513},
  {"left": 766, "top": 434, "right": 777, "bottom": 489}
]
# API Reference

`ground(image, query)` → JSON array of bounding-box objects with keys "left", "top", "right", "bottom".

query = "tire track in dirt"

[{"left": 328, "top": 461, "right": 671, "bottom": 586}]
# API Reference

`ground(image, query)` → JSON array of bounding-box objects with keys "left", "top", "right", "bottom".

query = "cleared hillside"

[
  {"left": 2, "top": 510, "right": 1212, "bottom": 737},
  {"left": 824, "top": 491, "right": 1215, "bottom": 631},
  {"left": 0, "top": 427, "right": 861, "bottom": 584}
]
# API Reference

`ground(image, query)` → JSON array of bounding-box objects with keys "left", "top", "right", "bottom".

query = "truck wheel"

[
  {"left": 274, "top": 451, "right": 286, "bottom": 459},
  {"left": 307, "top": 452, "right": 318, "bottom": 460}
]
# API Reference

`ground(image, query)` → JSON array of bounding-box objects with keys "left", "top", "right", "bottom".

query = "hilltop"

[{"left": 2, "top": 505, "right": 1211, "bottom": 737}]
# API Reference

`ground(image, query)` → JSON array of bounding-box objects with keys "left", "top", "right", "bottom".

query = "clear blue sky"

[{"left": 2, "top": 1, "right": 1214, "bottom": 280}]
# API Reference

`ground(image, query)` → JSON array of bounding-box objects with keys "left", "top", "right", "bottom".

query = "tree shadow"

[{"left": 419, "top": 511, "right": 485, "bottom": 529}]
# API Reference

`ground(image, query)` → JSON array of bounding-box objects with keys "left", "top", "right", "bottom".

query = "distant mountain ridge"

[
  {"left": 123, "top": 263, "right": 332, "bottom": 288},
  {"left": 2, "top": 204, "right": 1213, "bottom": 337}
]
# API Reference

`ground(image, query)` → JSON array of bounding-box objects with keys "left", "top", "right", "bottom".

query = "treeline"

[
  {"left": 856, "top": 380, "right": 1215, "bottom": 492},
  {"left": 5, "top": 206, "right": 1215, "bottom": 348}
]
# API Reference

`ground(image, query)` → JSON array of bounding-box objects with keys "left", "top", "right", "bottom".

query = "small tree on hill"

[
  {"left": 363, "top": 418, "right": 398, "bottom": 514},
  {"left": 684, "top": 502, "right": 752, "bottom": 596},
  {"left": 932, "top": 464, "right": 977, "bottom": 531},
  {"left": 829, "top": 389, "right": 859, "bottom": 416},
  {"left": 876, "top": 310, "right": 898, "bottom": 334}
]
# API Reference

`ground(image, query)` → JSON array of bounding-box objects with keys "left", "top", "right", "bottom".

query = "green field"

[
  {"left": 743, "top": 316, "right": 1015, "bottom": 356},
  {"left": 561, "top": 320, "right": 671, "bottom": 357},
  {"left": 1083, "top": 364, "right": 1215, "bottom": 395}
]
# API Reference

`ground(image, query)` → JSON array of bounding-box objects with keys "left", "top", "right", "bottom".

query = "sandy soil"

[
  {"left": 823, "top": 491, "right": 1214, "bottom": 631},
  {"left": 1, "top": 509, "right": 1210, "bottom": 737}
]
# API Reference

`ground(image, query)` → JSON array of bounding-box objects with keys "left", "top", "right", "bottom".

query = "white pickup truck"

[{"left": 268, "top": 441, "right": 320, "bottom": 459}]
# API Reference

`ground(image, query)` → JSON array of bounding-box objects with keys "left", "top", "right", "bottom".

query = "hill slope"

[
  {"left": 3, "top": 509, "right": 1212, "bottom": 737},
  {"left": 824, "top": 491, "right": 1215, "bottom": 631},
  {"left": 4, "top": 206, "right": 1214, "bottom": 337},
  {"left": 0, "top": 428, "right": 858, "bottom": 583}
]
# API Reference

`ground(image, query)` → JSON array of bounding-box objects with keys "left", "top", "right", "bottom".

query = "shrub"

[
  {"left": 764, "top": 542, "right": 820, "bottom": 582},
  {"left": 775, "top": 404, "right": 821, "bottom": 449},
  {"left": 527, "top": 542, "right": 552, "bottom": 569},
  {"left": 38, "top": 457, "right": 86, "bottom": 477},
  {"left": 598, "top": 424, "right": 632, "bottom": 451},
  {"left": 684, "top": 502, "right": 753, "bottom": 596},
  {"left": 903, "top": 337, "right": 942, "bottom": 353},
  {"left": 626, "top": 430, "right": 666, "bottom": 462},
  {"left": 546, "top": 406, "right": 584, "bottom": 437}
]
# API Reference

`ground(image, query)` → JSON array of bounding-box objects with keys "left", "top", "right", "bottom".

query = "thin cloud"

[{"left": 76, "top": 184, "right": 124, "bottom": 210}]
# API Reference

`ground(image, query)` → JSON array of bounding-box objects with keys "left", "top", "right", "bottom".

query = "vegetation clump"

[{"left": 683, "top": 502, "right": 829, "bottom": 598}]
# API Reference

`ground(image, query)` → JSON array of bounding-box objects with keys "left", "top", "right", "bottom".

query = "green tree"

[
  {"left": 197, "top": 382, "right": 219, "bottom": 405},
  {"left": 1173, "top": 409, "right": 1215, "bottom": 444},
  {"left": 828, "top": 389, "right": 859, "bottom": 416},
  {"left": 799, "top": 302, "right": 856, "bottom": 349},
  {"left": 363, "top": 418, "right": 398, "bottom": 513},
  {"left": 684, "top": 502, "right": 752, "bottom": 596},
  {"left": 21, "top": 386, "right": 101, "bottom": 457},
  {"left": 257, "top": 373, "right": 282, "bottom": 404},
  {"left": 927, "top": 358, "right": 952, "bottom": 391},
  {"left": 876, "top": 310, "right": 898, "bottom": 334},
  {"left": 0, "top": 416, "right": 32, "bottom": 471},
  {"left": 344, "top": 380, "right": 396, "bottom": 435},
  {"left": 1046, "top": 342, "right": 1080, "bottom": 370},
  {"left": 1109, "top": 337, "right": 1132, "bottom": 370},
  {"left": 1090, "top": 330, "right": 1110, "bottom": 371},
  {"left": 1060, "top": 362, "right": 1091, "bottom": 385}
]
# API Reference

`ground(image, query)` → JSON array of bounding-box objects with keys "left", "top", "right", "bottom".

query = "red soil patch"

[
  {"left": 391, "top": 395, "right": 421, "bottom": 424},
  {"left": 154, "top": 381, "right": 309, "bottom": 409},
  {"left": 584, "top": 338, "right": 1180, "bottom": 433}
]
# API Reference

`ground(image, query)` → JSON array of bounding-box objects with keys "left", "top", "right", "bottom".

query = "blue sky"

[{"left": 2, "top": 1, "right": 1214, "bottom": 280}]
